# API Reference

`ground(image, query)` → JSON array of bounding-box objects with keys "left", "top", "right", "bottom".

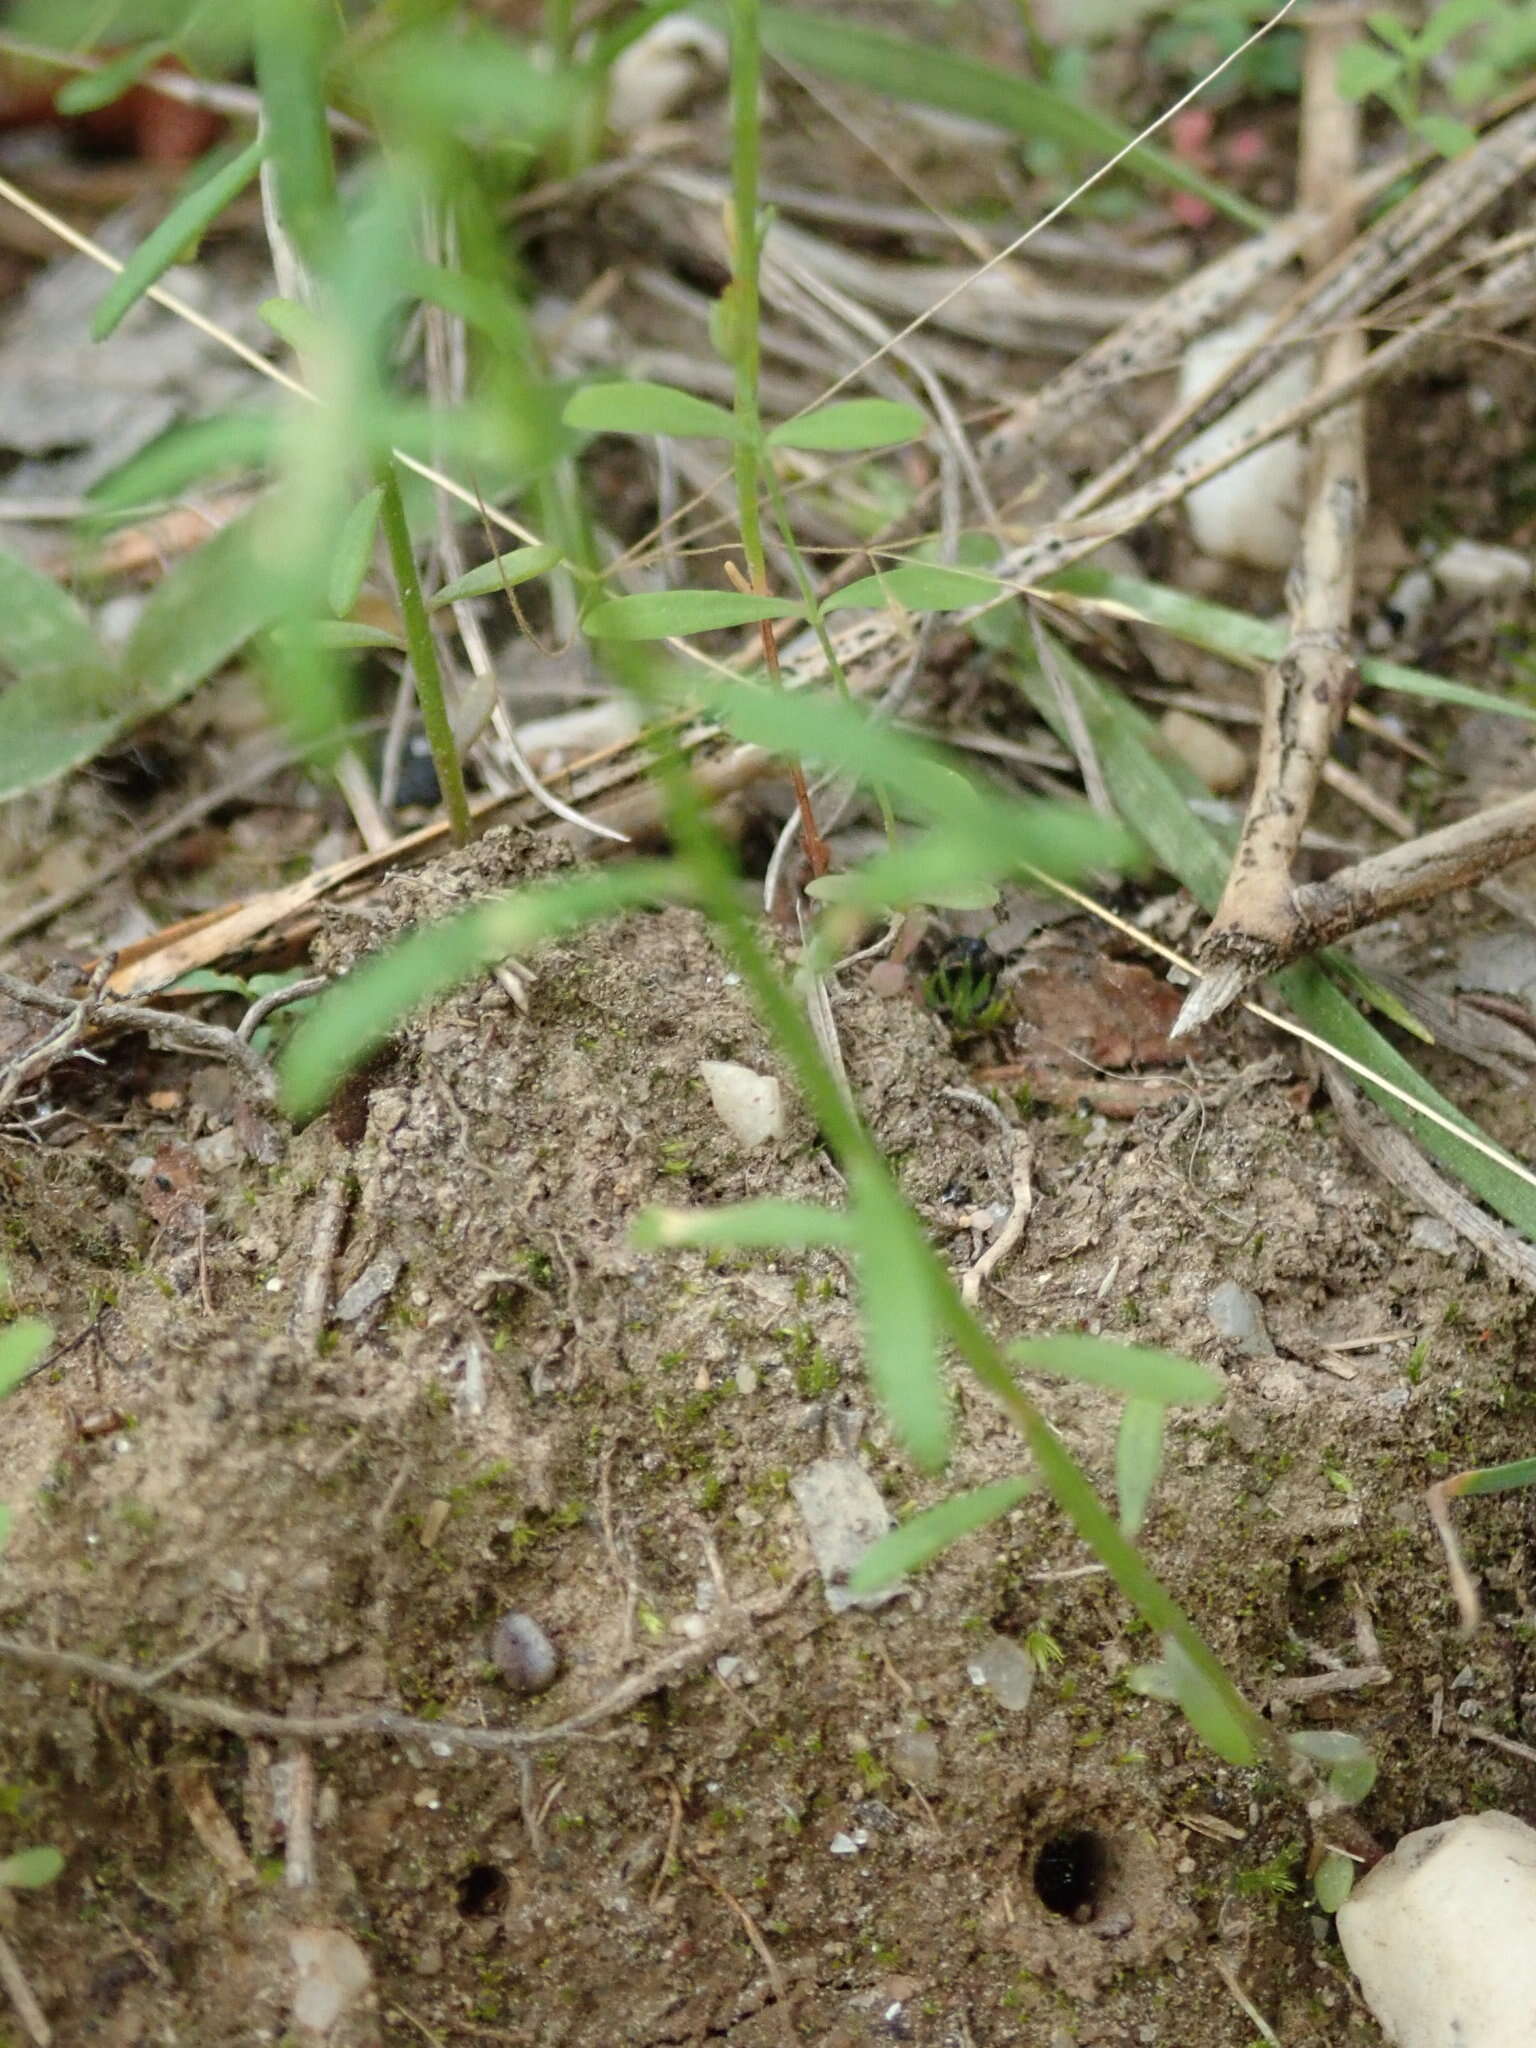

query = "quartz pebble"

[
  {"left": 790, "top": 1458, "right": 897, "bottom": 1613},
  {"left": 965, "top": 1633, "right": 1036, "bottom": 1714},
  {"left": 288, "top": 1927, "right": 372, "bottom": 2037},
  {"left": 1207, "top": 1280, "right": 1274, "bottom": 1357},
  {"left": 1432, "top": 538, "right": 1532, "bottom": 603},
  {"left": 888, "top": 1728, "right": 942, "bottom": 1789},
  {"left": 1338, "top": 1811, "right": 1536, "bottom": 2048},
  {"left": 1179, "top": 317, "right": 1310, "bottom": 571},
  {"left": 697, "top": 1060, "right": 784, "bottom": 1150},
  {"left": 489, "top": 1612, "right": 560, "bottom": 1695}
]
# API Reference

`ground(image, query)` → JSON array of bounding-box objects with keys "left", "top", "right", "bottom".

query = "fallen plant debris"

[{"left": 5, "top": 2, "right": 1536, "bottom": 2044}]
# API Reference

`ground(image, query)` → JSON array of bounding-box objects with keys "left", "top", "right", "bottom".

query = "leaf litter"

[{"left": 4, "top": 8, "right": 1536, "bottom": 2046}]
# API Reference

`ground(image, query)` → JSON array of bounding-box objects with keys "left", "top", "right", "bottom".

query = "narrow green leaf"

[
  {"left": 1325, "top": 953, "right": 1433, "bottom": 1042},
  {"left": 854, "top": 1172, "right": 949, "bottom": 1469},
  {"left": 1449, "top": 1455, "right": 1536, "bottom": 1500},
  {"left": 1365, "top": 11, "right": 1418, "bottom": 54},
  {"left": 253, "top": 0, "right": 340, "bottom": 270},
  {"left": 1336, "top": 40, "right": 1404, "bottom": 98},
  {"left": 563, "top": 381, "right": 743, "bottom": 443},
  {"left": 1288, "top": 1729, "right": 1372, "bottom": 1767},
  {"left": 0, "top": 1318, "right": 51, "bottom": 1396},
  {"left": 0, "top": 552, "right": 120, "bottom": 800},
  {"left": 1011, "top": 1334, "right": 1223, "bottom": 1406},
  {"left": 1127, "top": 1640, "right": 1259, "bottom": 1765},
  {"left": 280, "top": 861, "right": 691, "bottom": 1118},
  {"left": 803, "top": 812, "right": 1113, "bottom": 911},
  {"left": 687, "top": 669, "right": 1134, "bottom": 880},
  {"left": 1313, "top": 1850, "right": 1357, "bottom": 1914},
  {"left": 1046, "top": 564, "right": 1536, "bottom": 724},
  {"left": 328, "top": 486, "right": 385, "bottom": 617},
  {"left": 428, "top": 544, "right": 562, "bottom": 610},
  {"left": 56, "top": 41, "right": 172, "bottom": 114},
  {"left": 1415, "top": 112, "right": 1478, "bottom": 157},
  {"left": 122, "top": 509, "right": 290, "bottom": 721},
  {"left": 90, "top": 412, "right": 278, "bottom": 513},
  {"left": 750, "top": 5, "right": 1267, "bottom": 228},
  {"left": 0, "top": 1847, "right": 63, "bottom": 1890},
  {"left": 1417, "top": 0, "right": 1489, "bottom": 57},
  {"left": 92, "top": 138, "right": 265, "bottom": 342},
  {"left": 767, "top": 399, "right": 926, "bottom": 452},
  {"left": 849, "top": 1476, "right": 1034, "bottom": 1593},
  {"left": 1116, "top": 1397, "right": 1165, "bottom": 1538},
  {"left": 631, "top": 1199, "right": 855, "bottom": 1250},
  {"left": 275, "top": 619, "right": 404, "bottom": 652},
  {"left": 585, "top": 590, "right": 804, "bottom": 639},
  {"left": 0, "top": 1502, "right": 10, "bottom": 1552},
  {"left": 0, "top": 548, "right": 112, "bottom": 687},
  {"left": 259, "top": 295, "right": 329, "bottom": 356},
  {"left": 359, "top": 22, "right": 576, "bottom": 144},
  {"left": 824, "top": 563, "right": 1004, "bottom": 614}
]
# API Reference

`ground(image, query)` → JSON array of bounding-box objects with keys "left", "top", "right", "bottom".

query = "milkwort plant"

[{"left": 0, "top": 0, "right": 1388, "bottom": 1893}]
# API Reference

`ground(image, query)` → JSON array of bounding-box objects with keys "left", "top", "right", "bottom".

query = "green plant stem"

[
  {"left": 628, "top": 655, "right": 1274, "bottom": 1758},
  {"left": 764, "top": 463, "right": 898, "bottom": 842},
  {"left": 1009, "top": 0, "right": 1053, "bottom": 77},
  {"left": 728, "top": 0, "right": 768, "bottom": 588},
  {"left": 377, "top": 460, "right": 473, "bottom": 845},
  {"left": 545, "top": 0, "right": 574, "bottom": 64},
  {"left": 763, "top": 465, "right": 848, "bottom": 696},
  {"left": 621, "top": 646, "right": 1285, "bottom": 1769},
  {"left": 939, "top": 1296, "right": 1274, "bottom": 1762}
]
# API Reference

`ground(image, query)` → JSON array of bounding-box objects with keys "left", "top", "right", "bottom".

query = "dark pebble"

[{"left": 489, "top": 1612, "right": 559, "bottom": 1695}]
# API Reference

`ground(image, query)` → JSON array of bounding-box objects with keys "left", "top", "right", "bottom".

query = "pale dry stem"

[{"left": 1175, "top": 5, "right": 1366, "bottom": 1034}]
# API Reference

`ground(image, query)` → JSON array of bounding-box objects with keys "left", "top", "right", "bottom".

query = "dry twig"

[
  {"left": 0, "top": 1570, "right": 809, "bottom": 1756},
  {"left": 0, "top": 1928, "right": 51, "bottom": 2048},
  {"left": 0, "top": 969, "right": 276, "bottom": 1106},
  {"left": 1176, "top": 4, "right": 1366, "bottom": 1034},
  {"left": 1324, "top": 1067, "right": 1536, "bottom": 1290}
]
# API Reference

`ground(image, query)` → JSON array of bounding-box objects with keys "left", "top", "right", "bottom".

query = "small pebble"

[
  {"left": 1179, "top": 316, "right": 1309, "bottom": 570},
  {"left": 697, "top": 1060, "right": 784, "bottom": 1150},
  {"left": 1158, "top": 709, "right": 1247, "bottom": 794},
  {"left": 1410, "top": 1216, "right": 1458, "bottom": 1258},
  {"left": 1207, "top": 1280, "right": 1274, "bottom": 1357},
  {"left": 966, "top": 1634, "right": 1036, "bottom": 1714},
  {"left": 489, "top": 1612, "right": 560, "bottom": 1695},
  {"left": 790, "top": 1458, "right": 897, "bottom": 1613},
  {"left": 887, "top": 1728, "right": 942, "bottom": 1790},
  {"left": 334, "top": 1252, "right": 403, "bottom": 1324},
  {"left": 1433, "top": 538, "right": 1532, "bottom": 603}
]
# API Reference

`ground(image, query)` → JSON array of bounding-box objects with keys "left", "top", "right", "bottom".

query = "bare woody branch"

[{"left": 1174, "top": 4, "right": 1366, "bottom": 1037}]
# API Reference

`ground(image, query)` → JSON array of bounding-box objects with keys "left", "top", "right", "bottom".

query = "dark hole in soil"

[
  {"left": 456, "top": 1864, "right": 509, "bottom": 1917},
  {"left": 1031, "top": 1828, "right": 1108, "bottom": 1918}
]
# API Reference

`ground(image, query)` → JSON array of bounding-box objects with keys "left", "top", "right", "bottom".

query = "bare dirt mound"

[{"left": 4, "top": 830, "right": 1534, "bottom": 2046}]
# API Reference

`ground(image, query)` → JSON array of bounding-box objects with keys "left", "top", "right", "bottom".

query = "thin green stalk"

[
  {"left": 764, "top": 465, "right": 850, "bottom": 696},
  {"left": 764, "top": 463, "right": 898, "bottom": 842},
  {"left": 626, "top": 656, "right": 1273, "bottom": 1767},
  {"left": 545, "top": 0, "right": 574, "bottom": 65},
  {"left": 940, "top": 1294, "right": 1274, "bottom": 1763},
  {"left": 377, "top": 460, "right": 473, "bottom": 845},
  {"left": 728, "top": 0, "right": 768, "bottom": 587}
]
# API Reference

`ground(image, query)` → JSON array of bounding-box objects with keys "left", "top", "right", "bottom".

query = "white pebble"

[
  {"left": 698, "top": 1060, "right": 784, "bottom": 1150},
  {"left": 1338, "top": 1811, "right": 1536, "bottom": 2048},
  {"left": 1432, "top": 539, "right": 1532, "bottom": 603},
  {"left": 1179, "top": 316, "right": 1310, "bottom": 571}
]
